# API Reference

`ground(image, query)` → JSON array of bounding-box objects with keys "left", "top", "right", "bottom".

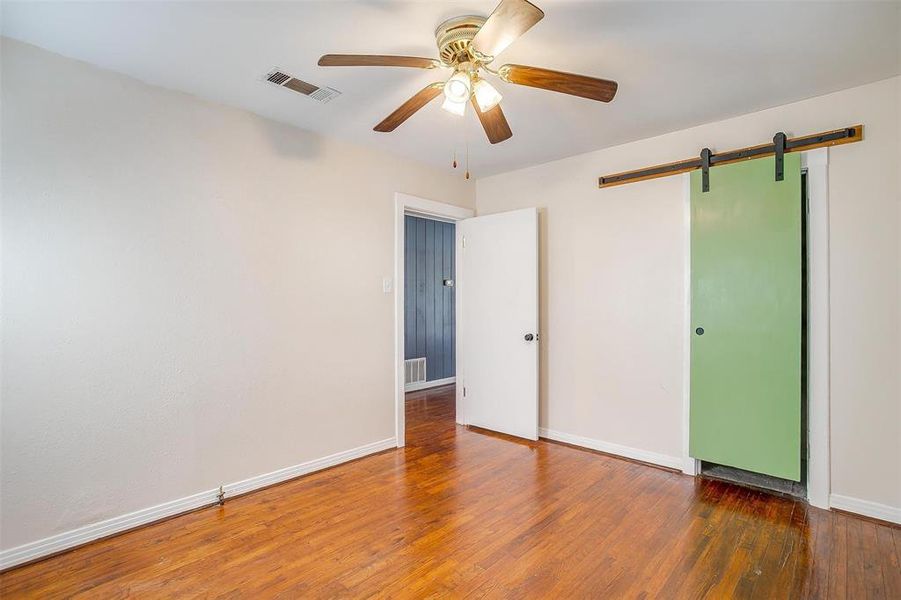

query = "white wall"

[
  {"left": 477, "top": 77, "right": 901, "bottom": 514},
  {"left": 0, "top": 38, "right": 474, "bottom": 553}
]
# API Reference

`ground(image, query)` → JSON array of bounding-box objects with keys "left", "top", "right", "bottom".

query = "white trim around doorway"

[
  {"left": 394, "top": 193, "right": 474, "bottom": 448},
  {"left": 802, "top": 147, "right": 830, "bottom": 510}
]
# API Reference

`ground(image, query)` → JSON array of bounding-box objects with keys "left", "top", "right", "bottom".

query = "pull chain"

[{"left": 465, "top": 140, "right": 470, "bottom": 180}]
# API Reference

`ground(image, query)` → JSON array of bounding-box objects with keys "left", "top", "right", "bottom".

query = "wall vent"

[
  {"left": 405, "top": 358, "right": 427, "bottom": 386},
  {"left": 264, "top": 68, "right": 341, "bottom": 103}
]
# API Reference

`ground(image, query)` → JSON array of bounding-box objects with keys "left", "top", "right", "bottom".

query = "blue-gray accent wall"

[{"left": 404, "top": 215, "right": 455, "bottom": 381}]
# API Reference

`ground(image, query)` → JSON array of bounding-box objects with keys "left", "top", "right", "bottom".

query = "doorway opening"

[
  {"left": 403, "top": 213, "right": 458, "bottom": 445},
  {"left": 403, "top": 215, "right": 457, "bottom": 393},
  {"left": 394, "top": 194, "right": 540, "bottom": 448},
  {"left": 393, "top": 193, "right": 473, "bottom": 448}
]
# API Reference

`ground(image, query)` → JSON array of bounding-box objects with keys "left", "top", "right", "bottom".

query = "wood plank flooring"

[{"left": 2, "top": 385, "right": 898, "bottom": 598}]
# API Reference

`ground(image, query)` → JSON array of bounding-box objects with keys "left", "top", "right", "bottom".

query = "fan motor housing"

[{"left": 435, "top": 15, "right": 486, "bottom": 64}]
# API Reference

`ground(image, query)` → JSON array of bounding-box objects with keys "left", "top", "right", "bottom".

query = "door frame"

[
  {"left": 680, "top": 148, "right": 831, "bottom": 509},
  {"left": 394, "top": 193, "right": 474, "bottom": 447}
]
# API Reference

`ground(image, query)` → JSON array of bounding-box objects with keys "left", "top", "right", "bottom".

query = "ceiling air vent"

[
  {"left": 266, "top": 70, "right": 291, "bottom": 86},
  {"left": 264, "top": 68, "right": 341, "bottom": 104},
  {"left": 307, "top": 87, "right": 341, "bottom": 103}
]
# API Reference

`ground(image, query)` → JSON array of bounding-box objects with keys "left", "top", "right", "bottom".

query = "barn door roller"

[{"left": 773, "top": 131, "right": 786, "bottom": 183}]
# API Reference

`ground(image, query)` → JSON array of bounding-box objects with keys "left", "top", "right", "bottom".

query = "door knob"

[
  {"left": 524, "top": 333, "right": 535, "bottom": 341},
  {"left": 696, "top": 327, "right": 705, "bottom": 336}
]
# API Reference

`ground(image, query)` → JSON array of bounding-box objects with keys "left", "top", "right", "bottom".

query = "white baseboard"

[
  {"left": 830, "top": 494, "right": 901, "bottom": 524},
  {"left": 539, "top": 427, "right": 683, "bottom": 471},
  {"left": 405, "top": 376, "right": 455, "bottom": 392},
  {"left": 0, "top": 437, "right": 396, "bottom": 571}
]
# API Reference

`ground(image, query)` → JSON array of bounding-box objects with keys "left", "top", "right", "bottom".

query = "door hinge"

[
  {"left": 463, "top": 386, "right": 466, "bottom": 397},
  {"left": 462, "top": 236, "right": 466, "bottom": 249}
]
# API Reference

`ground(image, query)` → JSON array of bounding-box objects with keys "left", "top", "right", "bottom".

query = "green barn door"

[{"left": 689, "top": 154, "right": 802, "bottom": 481}]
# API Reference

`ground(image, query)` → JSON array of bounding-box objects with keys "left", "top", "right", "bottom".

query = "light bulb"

[
  {"left": 441, "top": 96, "right": 466, "bottom": 116},
  {"left": 473, "top": 78, "right": 503, "bottom": 112},
  {"left": 443, "top": 71, "right": 471, "bottom": 103}
]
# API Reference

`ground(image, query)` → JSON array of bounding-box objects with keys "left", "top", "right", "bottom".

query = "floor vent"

[
  {"left": 405, "top": 358, "right": 427, "bottom": 386},
  {"left": 264, "top": 68, "right": 341, "bottom": 103}
]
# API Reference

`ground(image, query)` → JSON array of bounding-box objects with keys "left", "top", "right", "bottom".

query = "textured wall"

[
  {"left": 0, "top": 38, "right": 474, "bottom": 551},
  {"left": 477, "top": 77, "right": 900, "bottom": 512}
]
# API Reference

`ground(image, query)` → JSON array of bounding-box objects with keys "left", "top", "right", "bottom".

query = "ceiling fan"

[{"left": 317, "top": 0, "right": 617, "bottom": 144}]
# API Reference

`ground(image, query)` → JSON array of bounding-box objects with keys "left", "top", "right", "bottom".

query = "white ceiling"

[{"left": 2, "top": 1, "right": 899, "bottom": 177}]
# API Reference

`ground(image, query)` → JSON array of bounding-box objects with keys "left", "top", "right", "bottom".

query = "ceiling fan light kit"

[
  {"left": 473, "top": 78, "right": 503, "bottom": 112},
  {"left": 444, "top": 70, "right": 472, "bottom": 103},
  {"left": 318, "top": 0, "right": 618, "bottom": 148},
  {"left": 441, "top": 95, "right": 467, "bottom": 117}
]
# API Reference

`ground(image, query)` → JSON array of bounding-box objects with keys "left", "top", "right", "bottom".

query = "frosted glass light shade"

[
  {"left": 473, "top": 78, "right": 502, "bottom": 112},
  {"left": 443, "top": 71, "right": 471, "bottom": 103},
  {"left": 441, "top": 96, "right": 467, "bottom": 116}
]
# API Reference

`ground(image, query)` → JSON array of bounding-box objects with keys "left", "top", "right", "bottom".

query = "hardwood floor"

[{"left": 2, "top": 385, "right": 898, "bottom": 598}]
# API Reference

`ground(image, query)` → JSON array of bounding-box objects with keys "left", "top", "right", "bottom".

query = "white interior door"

[{"left": 460, "top": 208, "right": 539, "bottom": 440}]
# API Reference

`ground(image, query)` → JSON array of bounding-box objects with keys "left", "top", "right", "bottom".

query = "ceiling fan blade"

[
  {"left": 374, "top": 84, "right": 444, "bottom": 132},
  {"left": 471, "top": 0, "right": 544, "bottom": 59},
  {"left": 499, "top": 64, "right": 618, "bottom": 102},
  {"left": 471, "top": 96, "right": 513, "bottom": 144},
  {"left": 318, "top": 54, "right": 439, "bottom": 69}
]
